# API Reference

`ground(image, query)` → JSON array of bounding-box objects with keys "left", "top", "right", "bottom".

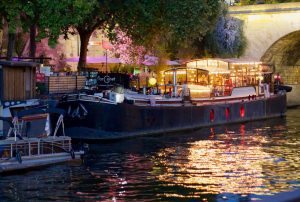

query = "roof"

[
  {"left": 0, "top": 60, "right": 40, "bottom": 68},
  {"left": 185, "top": 58, "right": 264, "bottom": 64}
]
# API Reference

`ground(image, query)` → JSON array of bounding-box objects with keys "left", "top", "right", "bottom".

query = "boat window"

[{"left": 197, "top": 70, "right": 209, "bottom": 85}]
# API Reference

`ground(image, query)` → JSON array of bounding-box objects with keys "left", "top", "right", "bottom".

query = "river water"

[{"left": 1, "top": 108, "right": 300, "bottom": 201}]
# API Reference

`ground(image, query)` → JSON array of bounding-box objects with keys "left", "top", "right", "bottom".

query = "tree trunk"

[
  {"left": 1, "top": 19, "right": 9, "bottom": 57},
  {"left": 7, "top": 32, "right": 15, "bottom": 60},
  {"left": 29, "top": 24, "right": 36, "bottom": 59},
  {"left": 77, "top": 30, "right": 92, "bottom": 71}
]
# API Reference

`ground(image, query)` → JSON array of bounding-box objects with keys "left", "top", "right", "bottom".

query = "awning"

[{"left": 65, "top": 56, "right": 121, "bottom": 64}]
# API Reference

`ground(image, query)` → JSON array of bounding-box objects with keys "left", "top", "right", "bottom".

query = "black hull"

[{"left": 58, "top": 94, "right": 287, "bottom": 140}]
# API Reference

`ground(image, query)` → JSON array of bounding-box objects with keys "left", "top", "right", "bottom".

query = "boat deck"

[
  {"left": 0, "top": 136, "right": 83, "bottom": 173},
  {"left": 124, "top": 93, "right": 268, "bottom": 107}
]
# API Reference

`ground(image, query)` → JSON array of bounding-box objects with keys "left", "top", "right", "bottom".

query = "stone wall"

[
  {"left": 276, "top": 65, "right": 300, "bottom": 107},
  {"left": 277, "top": 66, "right": 300, "bottom": 85},
  {"left": 229, "top": 3, "right": 300, "bottom": 106},
  {"left": 286, "top": 85, "right": 300, "bottom": 107},
  {"left": 229, "top": 3, "right": 300, "bottom": 61}
]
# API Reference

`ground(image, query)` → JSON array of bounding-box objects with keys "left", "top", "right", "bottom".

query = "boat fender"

[
  {"left": 16, "top": 151, "right": 22, "bottom": 164},
  {"left": 70, "top": 149, "right": 75, "bottom": 159}
]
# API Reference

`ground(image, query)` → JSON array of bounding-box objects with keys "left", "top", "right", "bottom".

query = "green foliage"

[
  {"left": 34, "top": 0, "right": 97, "bottom": 44},
  {"left": 0, "top": 0, "right": 224, "bottom": 63},
  {"left": 110, "top": 0, "right": 223, "bottom": 59},
  {"left": 36, "top": 82, "right": 47, "bottom": 95},
  {"left": 196, "top": 16, "right": 247, "bottom": 58},
  {"left": 0, "top": 0, "right": 97, "bottom": 44},
  {"left": 238, "top": 0, "right": 300, "bottom": 5},
  {"left": 0, "top": 0, "right": 22, "bottom": 33},
  {"left": 111, "top": 65, "right": 135, "bottom": 74}
]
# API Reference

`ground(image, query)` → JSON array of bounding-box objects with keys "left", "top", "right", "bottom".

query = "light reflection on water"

[{"left": 0, "top": 108, "right": 300, "bottom": 201}]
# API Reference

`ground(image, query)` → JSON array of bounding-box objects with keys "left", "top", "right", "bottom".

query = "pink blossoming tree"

[
  {"left": 23, "top": 37, "right": 66, "bottom": 71},
  {"left": 111, "top": 29, "right": 146, "bottom": 65}
]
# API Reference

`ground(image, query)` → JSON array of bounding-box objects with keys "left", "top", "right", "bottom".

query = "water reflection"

[
  {"left": 155, "top": 118, "right": 300, "bottom": 200},
  {"left": 0, "top": 108, "right": 300, "bottom": 201},
  {"left": 157, "top": 126, "right": 296, "bottom": 195}
]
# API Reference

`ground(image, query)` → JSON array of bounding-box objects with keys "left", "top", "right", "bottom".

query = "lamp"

[{"left": 149, "top": 77, "right": 157, "bottom": 86}]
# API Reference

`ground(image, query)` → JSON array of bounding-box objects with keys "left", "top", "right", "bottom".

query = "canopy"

[
  {"left": 142, "top": 55, "right": 182, "bottom": 66},
  {"left": 65, "top": 56, "right": 121, "bottom": 64},
  {"left": 66, "top": 55, "right": 181, "bottom": 66}
]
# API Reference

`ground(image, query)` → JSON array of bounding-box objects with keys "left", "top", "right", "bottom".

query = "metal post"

[
  {"left": 10, "top": 144, "right": 13, "bottom": 158},
  {"left": 29, "top": 142, "right": 31, "bottom": 156},
  {"left": 75, "top": 75, "right": 78, "bottom": 91},
  {"left": 173, "top": 68, "right": 177, "bottom": 97},
  {"left": 106, "top": 50, "right": 108, "bottom": 74},
  {"left": 38, "top": 140, "right": 40, "bottom": 155}
]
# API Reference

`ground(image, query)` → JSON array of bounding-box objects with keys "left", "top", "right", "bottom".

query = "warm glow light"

[
  {"left": 209, "top": 71, "right": 230, "bottom": 74},
  {"left": 165, "top": 70, "right": 186, "bottom": 75},
  {"left": 258, "top": 76, "right": 264, "bottom": 81},
  {"left": 188, "top": 84, "right": 211, "bottom": 93},
  {"left": 148, "top": 77, "right": 157, "bottom": 86}
]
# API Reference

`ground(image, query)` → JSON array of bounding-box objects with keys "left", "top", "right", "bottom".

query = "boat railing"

[
  {"left": 0, "top": 136, "right": 72, "bottom": 160},
  {"left": 61, "top": 94, "right": 117, "bottom": 105},
  {"left": 62, "top": 94, "right": 79, "bottom": 102},
  {"left": 125, "top": 94, "right": 183, "bottom": 106},
  {"left": 124, "top": 86, "right": 277, "bottom": 107},
  {"left": 79, "top": 94, "right": 102, "bottom": 102},
  {"left": 191, "top": 94, "right": 270, "bottom": 106}
]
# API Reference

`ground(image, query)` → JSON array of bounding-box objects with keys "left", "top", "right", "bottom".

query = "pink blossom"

[{"left": 111, "top": 29, "right": 146, "bottom": 65}]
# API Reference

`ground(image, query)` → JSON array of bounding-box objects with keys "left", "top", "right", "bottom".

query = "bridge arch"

[
  {"left": 229, "top": 3, "right": 300, "bottom": 106},
  {"left": 229, "top": 2, "right": 300, "bottom": 62},
  {"left": 261, "top": 31, "right": 300, "bottom": 66}
]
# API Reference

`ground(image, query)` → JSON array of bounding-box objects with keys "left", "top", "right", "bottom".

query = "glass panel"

[{"left": 197, "top": 70, "right": 209, "bottom": 85}]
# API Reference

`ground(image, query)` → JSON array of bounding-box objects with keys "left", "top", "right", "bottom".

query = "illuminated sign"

[{"left": 97, "top": 75, "right": 116, "bottom": 84}]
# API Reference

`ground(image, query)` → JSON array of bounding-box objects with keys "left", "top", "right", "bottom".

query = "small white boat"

[{"left": 0, "top": 107, "right": 84, "bottom": 174}]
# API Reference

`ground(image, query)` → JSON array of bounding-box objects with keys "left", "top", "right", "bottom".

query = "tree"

[
  {"left": 0, "top": 0, "right": 22, "bottom": 60},
  {"left": 1, "top": 0, "right": 223, "bottom": 68},
  {"left": 111, "top": 0, "right": 223, "bottom": 60},
  {"left": 111, "top": 28, "right": 146, "bottom": 65},
  {"left": 238, "top": 0, "right": 300, "bottom": 5},
  {"left": 196, "top": 16, "right": 246, "bottom": 58},
  {"left": 21, "top": 0, "right": 95, "bottom": 59},
  {"left": 36, "top": 0, "right": 98, "bottom": 70}
]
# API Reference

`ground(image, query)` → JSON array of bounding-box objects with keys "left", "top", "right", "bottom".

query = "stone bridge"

[{"left": 229, "top": 3, "right": 300, "bottom": 106}]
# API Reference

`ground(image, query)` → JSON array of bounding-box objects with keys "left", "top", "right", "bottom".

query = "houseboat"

[{"left": 57, "top": 59, "right": 289, "bottom": 141}]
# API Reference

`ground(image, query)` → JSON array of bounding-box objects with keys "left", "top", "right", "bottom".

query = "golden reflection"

[{"left": 156, "top": 125, "right": 300, "bottom": 196}]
